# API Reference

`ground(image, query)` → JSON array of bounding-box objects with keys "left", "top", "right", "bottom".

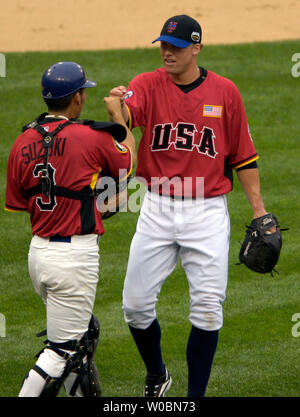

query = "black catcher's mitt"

[{"left": 238, "top": 213, "right": 284, "bottom": 274}]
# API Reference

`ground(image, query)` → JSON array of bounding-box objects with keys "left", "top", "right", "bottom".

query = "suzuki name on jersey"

[
  {"left": 21, "top": 137, "right": 67, "bottom": 164},
  {"left": 150, "top": 122, "right": 218, "bottom": 159}
]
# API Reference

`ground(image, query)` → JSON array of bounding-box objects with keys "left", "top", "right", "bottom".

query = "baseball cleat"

[{"left": 143, "top": 367, "right": 172, "bottom": 397}]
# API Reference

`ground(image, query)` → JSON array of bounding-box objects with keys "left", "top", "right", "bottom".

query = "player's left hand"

[
  {"left": 238, "top": 213, "right": 287, "bottom": 275},
  {"left": 103, "top": 96, "right": 123, "bottom": 121},
  {"left": 252, "top": 209, "right": 276, "bottom": 233}
]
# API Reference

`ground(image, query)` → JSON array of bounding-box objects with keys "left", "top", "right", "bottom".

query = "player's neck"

[
  {"left": 47, "top": 108, "right": 80, "bottom": 120},
  {"left": 46, "top": 113, "right": 69, "bottom": 120},
  {"left": 168, "top": 65, "right": 200, "bottom": 85}
]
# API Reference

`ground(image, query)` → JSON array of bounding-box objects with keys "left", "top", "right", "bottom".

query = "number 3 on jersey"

[
  {"left": 151, "top": 122, "right": 218, "bottom": 158},
  {"left": 33, "top": 163, "right": 57, "bottom": 211}
]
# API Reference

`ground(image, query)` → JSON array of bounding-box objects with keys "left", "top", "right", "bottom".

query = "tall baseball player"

[
  {"left": 110, "top": 15, "right": 275, "bottom": 397},
  {"left": 5, "top": 61, "right": 136, "bottom": 397}
]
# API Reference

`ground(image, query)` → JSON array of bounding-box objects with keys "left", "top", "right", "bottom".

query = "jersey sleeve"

[
  {"left": 124, "top": 73, "right": 148, "bottom": 130},
  {"left": 5, "top": 143, "right": 28, "bottom": 212},
  {"left": 227, "top": 85, "right": 259, "bottom": 169},
  {"left": 98, "top": 133, "right": 132, "bottom": 182}
]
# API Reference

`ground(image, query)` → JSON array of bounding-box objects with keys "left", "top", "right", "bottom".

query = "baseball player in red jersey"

[
  {"left": 110, "top": 15, "right": 275, "bottom": 397},
  {"left": 5, "top": 61, "right": 136, "bottom": 397}
]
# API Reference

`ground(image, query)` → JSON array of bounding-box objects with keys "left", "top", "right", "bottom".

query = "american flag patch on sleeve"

[{"left": 203, "top": 105, "right": 223, "bottom": 118}]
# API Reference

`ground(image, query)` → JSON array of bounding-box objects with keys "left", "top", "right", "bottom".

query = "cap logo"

[
  {"left": 167, "top": 21, "right": 178, "bottom": 33},
  {"left": 191, "top": 32, "right": 200, "bottom": 42}
]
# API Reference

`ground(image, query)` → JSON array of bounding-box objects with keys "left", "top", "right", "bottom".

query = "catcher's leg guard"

[
  {"left": 22, "top": 339, "right": 88, "bottom": 397},
  {"left": 37, "top": 344, "right": 86, "bottom": 397},
  {"left": 19, "top": 315, "right": 101, "bottom": 397},
  {"left": 19, "top": 347, "right": 70, "bottom": 397},
  {"left": 65, "top": 357, "right": 101, "bottom": 397},
  {"left": 64, "top": 315, "right": 101, "bottom": 397}
]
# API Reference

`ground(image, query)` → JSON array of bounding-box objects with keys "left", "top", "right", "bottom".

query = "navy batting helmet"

[{"left": 41, "top": 61, "right": 97, "bottom": 99}]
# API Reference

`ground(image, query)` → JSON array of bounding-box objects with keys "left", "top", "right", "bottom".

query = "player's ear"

[
  {"left": 72, "top": 91, "right": 80, "bottom": 106},
  {"left": 73, "top": 89, "right": 85, "bottom": 106},
  {"left": 192, "top": 43, "right": 202, "bottom": 56}
]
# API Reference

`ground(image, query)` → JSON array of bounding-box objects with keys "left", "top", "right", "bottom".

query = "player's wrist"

[{"left": 252, "top": 207, "right": 267, "bottom": 219}]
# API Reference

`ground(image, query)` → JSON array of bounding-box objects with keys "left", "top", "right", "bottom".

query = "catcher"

[{"left": 5, "top": 61, "right": 136, "bottom": 397}]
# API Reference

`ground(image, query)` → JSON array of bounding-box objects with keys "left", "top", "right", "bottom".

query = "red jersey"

[
  {"left": 124, "top": 67, "right": 258, "bottom": 198},
  {"left": 5, "top": 117, "right": 132, "bottom": 237}
]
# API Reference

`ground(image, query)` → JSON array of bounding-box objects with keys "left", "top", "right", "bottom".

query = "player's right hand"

[{"left": 109, "top": 86, "right": 127, "bottom": 104}]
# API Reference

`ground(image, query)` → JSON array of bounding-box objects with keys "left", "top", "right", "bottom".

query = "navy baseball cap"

[
  {"left": 152, "top": 15, "right": 202, "bottom": 48},
  {"left": 42, "top": 61, "right": 97, "bottom": 99}
]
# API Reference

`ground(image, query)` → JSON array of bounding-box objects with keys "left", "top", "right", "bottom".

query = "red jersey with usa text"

[
  {"left": 5, "top": 119, "right": 132, "bottom": 237},
  {"left": 125, "top": 67, "right": 258, "bottom": 198}
]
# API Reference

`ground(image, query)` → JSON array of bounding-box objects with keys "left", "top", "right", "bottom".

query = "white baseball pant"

[
  {"left": 122, "top": 191, "right": 230, "bottom": 331},
  {"left": 19, "top": 234, "right": 99, "bottom": 397}
]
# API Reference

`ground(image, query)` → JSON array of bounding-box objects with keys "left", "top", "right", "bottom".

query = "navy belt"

[
  {"left": 148, "top": 189, "right": 195, "bottom": 200},
  {"left": 170, "top": 195, "right": 184, "bottom": 200},
  {"left": 169, "top": 194, "right": 195, "bottom": 200},
  {"left": 49, "top": 236, "right": 71, "bottom": 243}
]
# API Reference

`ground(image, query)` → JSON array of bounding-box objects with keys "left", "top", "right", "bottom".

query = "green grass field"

[{"left": 0, "top": 40, "right": 299, "bottom": 397}]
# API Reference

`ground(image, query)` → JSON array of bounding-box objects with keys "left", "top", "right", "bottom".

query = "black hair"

[{"left": 43, "top": 89, "right": 83, "bottom": 111}]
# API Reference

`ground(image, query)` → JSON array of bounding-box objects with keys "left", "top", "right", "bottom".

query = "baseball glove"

[{"left": 238, "top": 213, "right": 285, "bottom": 275}]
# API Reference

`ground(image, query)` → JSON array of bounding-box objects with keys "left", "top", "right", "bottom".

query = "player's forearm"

[
  {"left": 113, "top": 113, "right": 137, "bottom": 167},
  {"left": 111, "top": 102, "right": 130, "bottom": 124},
  {"left": 104, "top": 97, "right": 137, "bottom": 167},
  {"left": 236, "top": 168, "right": 267, "bottom": 218},
  {"left": 121, "top": 103, "right": 129, "bottom": 124}
]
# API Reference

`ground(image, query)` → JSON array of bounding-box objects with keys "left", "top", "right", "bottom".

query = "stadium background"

[
  {"left": 0, "top": 0, "right": 299, "bottom": 398},
  {"left": 0, "top": 0, "right": 299, "bottom": 51}
]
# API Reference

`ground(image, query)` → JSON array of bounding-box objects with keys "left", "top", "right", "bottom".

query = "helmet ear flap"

[{"left": 41, "top": 61, "right": 97, "bottom": 99}]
